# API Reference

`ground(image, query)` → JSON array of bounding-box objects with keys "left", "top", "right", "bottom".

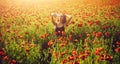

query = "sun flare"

[
  {"left": 17, "top": 0, "right": 51, "bottom": 3},
  {"left": 0, "top": 0, "right": 120, "bottom": 64}
]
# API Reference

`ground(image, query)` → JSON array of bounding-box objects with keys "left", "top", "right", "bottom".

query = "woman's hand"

[{"left": 51, "top": 13, "right": 57, "bottom": 17}]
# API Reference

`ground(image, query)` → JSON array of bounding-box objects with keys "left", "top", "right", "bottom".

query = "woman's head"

[{"left": 57, "top": 13, "right": 66, "bottom": 24}]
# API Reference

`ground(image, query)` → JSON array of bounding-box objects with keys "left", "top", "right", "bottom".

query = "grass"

[{"left": 0, "top": 0, "right": 120, "bottom": 64}]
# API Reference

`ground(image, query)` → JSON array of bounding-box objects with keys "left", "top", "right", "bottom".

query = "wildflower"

[
  {"left": 69, "top": 34, "right": 73, "bottom": 41},
  {"left": 70, "top": 21, "right": 75, "bottom": 24},
  {"left": 88, "top": 20, "right": 94, "bottom": 26},
  {"left": 18, "top": 35, "right": 23, "bottom": 39},
  {"left": 63, "top": 41, "right": 68, "bottom": 44},
  {"left": 20, "top": 45, "right": 24, "bottom": 48},
  {"left": 104, "top": 54, "right": 113, "bottom": 61},
  {"left": 72, "top": 50, "right": 77, "bottom": 56},
  {"left": 97, "top": 56, "right": 104, "bottom": 62},
  {"left": 24, "top": 32, "right": 28, "bottom": 35},
  {"left": 94, "top": 50, "right": 100, "bottom": 55},
  {"left": 104, "top": 32, "right": 109, "bottom": 37},
  {"left": 84, "top": 38, "right": 89, "bottom": 43},
  {"left": 25, "top": 48, "right": 30, "bottom": 52},
  {"left": 68, "top": 56, "right": 74, "bottom": 60},
  {"left": 53, "top": 52, "right": 58, "bottom": 58},
  {"left": 79, "top": 55, "right": 86, "bottom": 60},
  {"left": 62, "top": 58, "right": 67, "bottom": 64},
  {"left": 5, "top": 29, "right": 10, "bottom": 33},
  {"left": 28, "top": 43, "right": 35, "bottom": 47},
  {"left": 3, "top": 55, "right": 9, "bottom": 61},
  {"left": 116, "top": 41, "right": 120, "bottom": 45},
  {"left": 86, "top": 33, "right": 90, "bottom": 37},
  {"left": 73, "top": 39, "right": 78, "bottom": 43},
  {"left": 48, "top": 40, "right": 54, "bottom": 47},
  {"left": 13, "top": 30, "right": 18, "bottom": 34},
  {"left": 9, "top": 59, "right": 17, "bottom": 64},
  {"left": 94, "top": 47, "right": 104, "bottom": 55},
  {"left": 83, "top": 45, "right": 87, "bottom": 49},
  {"left": 75, "top": 61, "right": 80, "bottom": 64},
  {"left": 85, "top": 50, "right": 90, "bottom": 56},
  {"left": 0, "top": 33, "right": 2, "bottom": 37},
  {"left": 6, "top": 23, "right": 10, "bottom": 28},
  {"left": 58, "top": 37, "right": 63, "bottom": 42},
  {"left": 84, "top": 23, "right": 87, "bottom": 26},
  {"left": 60, "top": 43, "right": 66, "bottom": 47},
  {"left": 65, "top": 50, "right": 69, "bottom": 53},
  {"left": 93, "top": 31, "right": 97, "bottom": 36},
  {"left": 78, "top": 23, "right": 83, "bottom": 28},
  {"left": 0, "top": 48, "right": 5, "bottom": 56},
  {"left": 79, "top": 34, "right": 82, "bottom": 38},
  {"left": 62, "top": 31, "right": 65, "bottom": 36},
  {"left": 49, "top": 49, "right": 53, "bottom": 54},
  {"left": 60, "top": 52, "right": 65, "bottom": 57},
  {"left": 95, "top": 20, "right": 101, "bottom": 26},
  {"left": 114, "top": 47, "right": 120, "bottom": 53},
  {"left": 79, "top": 51, "right": 84, "bottom": 55},
  {"left": 40, "top": 34, "right": 49, "bottom": 39},
  {"left": 102, "top": 25, "right": 108, "bottom": 30},
  {"left": 95, "top": 32, "right": 102, "bottom": 38},
  {"left": 93, "top": 40, "right": 97, "bottom": 44}
]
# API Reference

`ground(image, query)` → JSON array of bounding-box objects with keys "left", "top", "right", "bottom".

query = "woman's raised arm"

[
  {"left": 65, "top": 14, "right": 72, "bottom": 26},
  {"left": 51, "top": 13, "right": 57, "bottom": 25}
]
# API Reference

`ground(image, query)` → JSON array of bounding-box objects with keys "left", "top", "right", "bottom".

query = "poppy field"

[{"left": 0, "top": 0, "right": 120, "bottom": 64}]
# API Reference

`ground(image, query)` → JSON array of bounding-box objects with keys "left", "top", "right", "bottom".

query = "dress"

[{"left": 55, "top": 26, "right": 65, "bottom": 36}]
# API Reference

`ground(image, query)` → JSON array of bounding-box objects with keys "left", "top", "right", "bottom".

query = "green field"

[{"left": 0, "top": 0, "right": 120, "bottom": 64}]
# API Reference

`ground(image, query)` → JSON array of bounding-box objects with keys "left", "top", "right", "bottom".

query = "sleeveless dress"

[{"left": 55, "top": 25, "right": 65, "bottom": 36}]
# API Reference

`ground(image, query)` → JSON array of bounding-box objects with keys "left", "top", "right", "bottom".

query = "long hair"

[{"left": 61, "top": 14, "right": 67, "bottom": 24}]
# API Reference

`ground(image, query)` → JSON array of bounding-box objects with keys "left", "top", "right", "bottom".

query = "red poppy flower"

[
  {"left": 85, "top": 50, "right": 90, "bottom": 56},
  {"left": 75, "top": 61, "right": 80, "bottom": 64},
  {"left": 48, "top": 40, "right": 54, "bottom": 47},
  {"left": 25, "top": 48, "right": 30, "bottom": 52},
  {"left": 3, "top": 55, "right": 9, "bottom": 61},
  {"left": 60, "top": 43, "right": 66, "bottom": 47},
  {"left": 84, "top": 38, "right": 89, "bottom": 43},
  {"left": 116, "top": 41, "right": 120, "bottom": 45},
  {"left": 69, "top": 34, "right": 73, "bottom": 41},
  {"left": 62, "top": 58, "right": 67, "bottom": 64},
  {"left": 88, "top": 20, "right": 94, "bottom": 26},
  {"left": 78, "top": 23, "right": 83, "bottom": 28},
  {"left": 73, "top": 39, "right": 78, "bottom": 43},
  {"left": 104, "top": 32, "right": 109, "bottom": 37},
  {"left": 60, "top": 52, "right": 65, "bottom": 57},
  {"left": 53, "top": 52, "right": 58, "bottom": 58},
  {"left": 0, "top": 48, "right": 5, "bottom": 56},
  {"left": 94, "top": 47, "right": 104, "bottom": 55},
  {"left": 95, "top": 20, "right": 101, "bottom": 26},
  {"left": 40, "top": 34, "right": 49, "bottom": 39},
  {"left": 72, "top": 50, "right": 77, "bottom": 56},
  {"left": 104, "top": 54, "right": 113, "bottom": 61},
  {"left": 58, "top": 37, "right": 63, "bottom": 42},
  {"left": 68, "top": 56, "right": 74, "bottom": 60},
  {"left": 79, "top": 55, "right": 86, "bottom": 60},
  {"left": 114, "top": 47, "right": 120, "bottom": 53},
  {"left": 62, "top": 31, "right": 65, "bottom": 36},
  {"left": 86, "top": 33, "right": 90, "bottom": 37},
  {"left": 9, "top": 59, "right": 17, "bottom": 64},
  {"left": 95, "top": 32, "right": 102, "bottom": 38}
]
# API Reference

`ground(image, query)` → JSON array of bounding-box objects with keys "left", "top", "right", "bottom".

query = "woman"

[{"left": 51, "top": 13, "right": 72, "bottom": 36}]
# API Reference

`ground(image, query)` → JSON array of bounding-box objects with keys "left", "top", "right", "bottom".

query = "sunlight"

[
  {"left": 13, "top": 0, "right": 52, "bottom": 6},
  {"left": 19, "top": 0, "right": 50, "bottom": 3}
]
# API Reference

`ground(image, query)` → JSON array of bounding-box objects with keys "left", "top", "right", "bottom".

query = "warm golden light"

[{"left": 17, "top": 0, "right": 51, "bottom": 3}]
